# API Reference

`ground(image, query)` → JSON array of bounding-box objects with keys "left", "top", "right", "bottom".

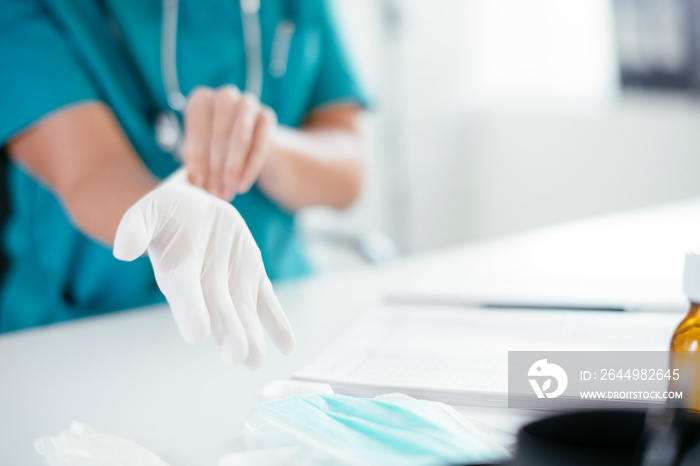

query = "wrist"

[
  {"left": 257, "top": 128, "right": 290, "bottom": 197},
  {"left": 65, "top": 165, "right": 158, "bottom": 245}
]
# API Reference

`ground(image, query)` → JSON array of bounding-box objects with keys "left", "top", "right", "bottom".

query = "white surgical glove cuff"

[{"left": 113, "top": 168, "right": 294, "bottom": 367}]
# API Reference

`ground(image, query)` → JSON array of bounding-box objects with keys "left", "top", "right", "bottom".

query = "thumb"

[{"left": 113, "top": 200, "right": 157, "bottom": 262}]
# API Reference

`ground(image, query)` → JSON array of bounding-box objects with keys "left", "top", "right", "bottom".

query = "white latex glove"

[{"left": 113, "top": 168, "right": 295, "bottom": 368}]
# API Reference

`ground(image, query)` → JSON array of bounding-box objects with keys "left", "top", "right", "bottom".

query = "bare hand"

[{"left": 183, "top": 86, "right": 278, "bottom": 201}]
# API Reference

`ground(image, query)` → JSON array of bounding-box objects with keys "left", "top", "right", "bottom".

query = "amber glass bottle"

[
  {"left": 670, "top": 251, "right": 700, "bottom": 410},
  {"left": 671, "top": 303, "right": 700, "bottom": 352}
]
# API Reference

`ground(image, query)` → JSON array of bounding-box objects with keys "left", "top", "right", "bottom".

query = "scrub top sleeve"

[
  {"left": 0, "top": 0, "right": 101, "bottom": 147},
  {"left": 307, "top": 0, "right": 371, "bottom": 111}
]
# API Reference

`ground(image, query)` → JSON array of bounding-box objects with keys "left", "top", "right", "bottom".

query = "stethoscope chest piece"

[{"left": 155, "top": 111, "right": 183, "bottom": 157}]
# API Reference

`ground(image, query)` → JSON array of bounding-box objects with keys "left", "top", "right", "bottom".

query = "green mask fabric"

[{"left": 220, "top": 393, "right": 511, "bottom": 466}]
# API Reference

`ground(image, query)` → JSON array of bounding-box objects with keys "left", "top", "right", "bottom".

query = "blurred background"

[{"left": 301, "top": 0, "right": 700, "bottom": 273}]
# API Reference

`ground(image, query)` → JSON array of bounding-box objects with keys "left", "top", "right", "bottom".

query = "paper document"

[{"left": 293, "top": 305, "right": 681, "bottom": 407}]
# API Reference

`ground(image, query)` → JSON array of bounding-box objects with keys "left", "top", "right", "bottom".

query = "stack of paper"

[{"left": 293, "top": 305, "right": 681, "bottom": 407}]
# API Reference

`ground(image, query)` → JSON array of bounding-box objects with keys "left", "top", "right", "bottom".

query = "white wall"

[
  {"left": 300, "top": 0, "right": 700, "bottom": 271},
  {"left": 417, "top": 97, "right": 700, "bottom": 248}
]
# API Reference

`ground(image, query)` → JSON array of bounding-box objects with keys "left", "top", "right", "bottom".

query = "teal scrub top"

[{"left": 0, "top": 0, "right": 368, "bottom": 332}]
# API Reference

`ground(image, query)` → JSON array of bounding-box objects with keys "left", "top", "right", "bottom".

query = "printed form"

[{"left": 293, "top": 306, "right": 681, "bottom": 406}]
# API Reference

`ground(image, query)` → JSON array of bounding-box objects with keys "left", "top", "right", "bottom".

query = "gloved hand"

[{"left": 112, "top": 168, "right": 295, "bottom": 368}]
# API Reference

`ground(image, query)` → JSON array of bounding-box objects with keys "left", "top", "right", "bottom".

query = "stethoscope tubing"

[{"left": 156, "top": 0, "right": 271, "bottom": 155}]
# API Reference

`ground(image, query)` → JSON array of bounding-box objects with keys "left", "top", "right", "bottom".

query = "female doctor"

[{"left": 0, "top": 0, "right": 368, "bottom": 367}]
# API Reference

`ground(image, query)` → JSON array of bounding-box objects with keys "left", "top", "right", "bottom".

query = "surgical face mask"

[{"left": 220, "top": 393, "right": 511, "bottom": 466}]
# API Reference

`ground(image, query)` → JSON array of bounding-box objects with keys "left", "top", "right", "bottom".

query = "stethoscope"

[{"left": 155, "top": 0, "right": 296, "bottom": 156}]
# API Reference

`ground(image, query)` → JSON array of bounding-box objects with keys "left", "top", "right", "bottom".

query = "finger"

[
  {"left": 231, "top": 293, "right": 266, "bottom": 370},
  {"left": 257, "top": 276, "right": 295, "bottom": 354},
  {"left": 228, "top": 259, "right": 266, "bottom": 369},
  {"left": 183, "top": 87, "right": 214, "bottom": 188},
  {"left": 223, "top": 93, "right": 258, "bottom": 200},
  {"left": 201, "top": 257, "right": 249, "bottom": 364},
  {"left": 154, "top": 260, "right": 211, "bottom": 344},
  {"left": 238, "top": 107, "right": 276, "bottom": 194},
  {"left": 208, "top": 87, "right": 241, "bottom": 200},
  {"left": 113, "top": 199, "right": 157, "bottom": 262}
]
